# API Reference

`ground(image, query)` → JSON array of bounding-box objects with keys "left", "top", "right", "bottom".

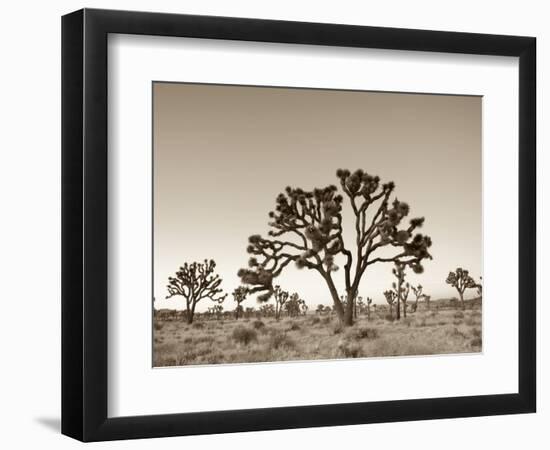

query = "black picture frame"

[{"left": 61, "top": 8, "right": 536, "bottom": 442}]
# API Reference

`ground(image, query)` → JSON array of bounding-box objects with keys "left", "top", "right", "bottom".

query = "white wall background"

[{"left": 0, "top": 0, "right": 545, "bottom": 448}]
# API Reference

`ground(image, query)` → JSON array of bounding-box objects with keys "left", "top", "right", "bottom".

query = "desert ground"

[{"left": 153, "top": 299, "right": 482, "bottom": 367}]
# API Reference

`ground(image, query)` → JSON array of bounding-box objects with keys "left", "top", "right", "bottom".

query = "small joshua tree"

[
  {"left": 384, "top": 290, "right": 397, "bottom": 316},
  {"left": 208, "top": 304, "right": 223, "bottom": 320},
  {"left": 446, "top": 268, "right": 478, "bottom": 310},
  {"left": 232, "top": 286, "right": 249, "bottom": 320},
  {"left": 476, "top": 276, "right": 483, "bottom": 297},
  {"left": 356, "top": 296, "right": 365, "bottom": 317},
  {"left": 244, "top": 307, "right": 256, "bottom": 319},
  {"left": 401, "top": 283, "right": 411, "bottom": 317},
  {"left": 411, "top": 284, "right": 427, "bottom": 313},
  {"left": 366, "top": 297, "right": 373, "bottom": 320},
  {"left": 166, "top": 259, "right": 227, "bottom": 324},
  {"left": 285, "top": 293, "right": 306, "bottom": 317},
  {"left": 273, "top": 285, "right": 289, "bottom": 320},
  {"left": 354, "top": 295, "right": 362, "bottom": 319},
  {"left": 259, "top": 303, "right": 275, "bottom": 318},
  {"left": 238, "top": 169, "right": 432, "bottom": 326},
  {"left": 391, "top": 262, "right": 410, "bottom": 319}
]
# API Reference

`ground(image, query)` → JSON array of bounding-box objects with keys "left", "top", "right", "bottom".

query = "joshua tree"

[
  {"left": 446, "top": 268, "right": 478, "bottom": 310},
  {"left": 238, "top": 169, "right": 432, "bottom": 326},
  {"left": 207, "top": 304, "right": 224, "bottom": 320},
  {"left": 391, "top": 262, "right": 410, "bottom": 319},
  {"left": 366, "top": 297, "right": 373, "bottom": 320},
  {"left": 400, "top": 284, "right": 411, "bottom": 317},
  {"left": 384, "top": 290, "right": 397, "bottom": 316},
  {"left": 354, "top": 295, "right": 362, "bottom": 319},
  {"left": 411, "top": 284, "right": 427, "bottom": 313},
  {"left": 356, "top": 296, "right": 365, "bottom": 316},
  {"left": 244, "top": 307, "right": 256, "bottom": 319},
  {"left": 273, "top": 285, "right": 289, "bottom": 320},
  {"left": 476, "top": 276, "right": 483, "bottom": 297},
  {"left": 165, "top": 259, "right": 227, "bottom": 324},
  {"left": 232, "top": 286, "right": 249, "bottom": 319},
  {"left": 285, "top": 293, "right": 306, "bottom": 317},
  {"left": 259, "top": 304, "right": 275, "bottom": 318}
]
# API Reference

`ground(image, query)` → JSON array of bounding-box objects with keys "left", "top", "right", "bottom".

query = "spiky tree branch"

[
  {"left": 166, "top": 259, "right": 227, "bottom": 324},
  {"left": 238, "top": 169, "right": 432, "bottom": 326}
]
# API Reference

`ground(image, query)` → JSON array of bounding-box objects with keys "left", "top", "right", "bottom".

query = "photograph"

[{"left": 152, "top": 82, "right": 483, "bottom": 367}]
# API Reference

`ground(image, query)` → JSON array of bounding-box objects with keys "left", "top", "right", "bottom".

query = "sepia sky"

[{"left": 153, "top": 82, "right": 481, "bottom": 312}]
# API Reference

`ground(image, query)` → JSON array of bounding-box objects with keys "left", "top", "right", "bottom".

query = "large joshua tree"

[
  {"left": 165, "top": 259, "right": 227, "bottom": 324},
  {"left": 238, "top": 169, "right": 432, "bottom": 326},
  {"left": 446, "top": 268, "right": 478, "bottom": 310}
]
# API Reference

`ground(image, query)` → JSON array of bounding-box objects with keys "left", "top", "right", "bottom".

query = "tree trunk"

[
  {"left": 459, "top": 291, "right": 465, "bottom": 310},
  {"left": 235, "top": 307, "right": 240, "bottom": 320},
  {"left": 323, "top": 274, "right": 345, "bottom": 324},
  {"left": 343, "top": 291, "right": 356, "bottom": 326},
  {"left": 396, "top": 297, "right": 401, "bottom": 320},
  {"left": 403, "top": 302, "right": 407, "bottom": 318},
  {"left": 186, "top": 306, "right": 193, "bottom": 324}
]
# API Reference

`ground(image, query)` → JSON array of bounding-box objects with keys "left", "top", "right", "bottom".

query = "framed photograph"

[{"left": 62, "top": 8, "right": 536, "bottom": 442}]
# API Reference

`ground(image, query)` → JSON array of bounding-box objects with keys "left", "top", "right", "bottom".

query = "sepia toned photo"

[{"left": 152, "top": 82, "right": 482, "bottom": 367}]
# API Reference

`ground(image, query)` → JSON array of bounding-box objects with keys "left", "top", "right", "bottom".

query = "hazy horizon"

[{"left": 153, "top": 82, "right": 482, "bottom": 312}]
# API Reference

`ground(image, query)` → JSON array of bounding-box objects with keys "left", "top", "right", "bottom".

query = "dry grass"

[{"left": 153, "top": 306, "right": 482, "bottom": 367}]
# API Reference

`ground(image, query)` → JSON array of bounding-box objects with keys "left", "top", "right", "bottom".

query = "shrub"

[
  {"left": 448, "top": 327, "right": 466, "bottom": 339},
  {"left": 288, "top": 322, "right": 301, "bottom": 331},
  {"left": 192, "top": 322, "right": 205, "bottom": 329},
  {"left": 333, "top": 324, "right": 343, "bottom": 335},
  {"left": 471, "top": 328, "right": 482, "bottom": 338},
  {"left": 321, "top": 316, "right": 332, "bottom": 325},
  {"left": 465, "top": 316, "right": 481, "bottom": 326},
  {"left": 385, "top": 314, "right": 395, "bottom": 322},
  {"left": 416, "top": 317, "right": 427, "bottom": 327},
  {"left": 470, "top": 337, "right": 482, "bottom": 348},
  {"left": 338, "top": 340, "right": 363, "bottom": 358},
  {"left": 232, "top": 326, "right": 258, "bottom": 345},
  {"left": 453, "top": 311, "right": 465, "bottom": 319},
  {"left": 352, "top": 327, "right": 379, "bottom": 340},
  {"left": 252, "top": 320, "right": 265, "bottom": 330},
  {"left": 267, "top": 331, "right": 296, "bottom": 350},
  {"left": 154, "top": 321, "right": 164, "bottom": 331},
  {"left": 310, "top": 316, "right": 321, "bottom": 325}
]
